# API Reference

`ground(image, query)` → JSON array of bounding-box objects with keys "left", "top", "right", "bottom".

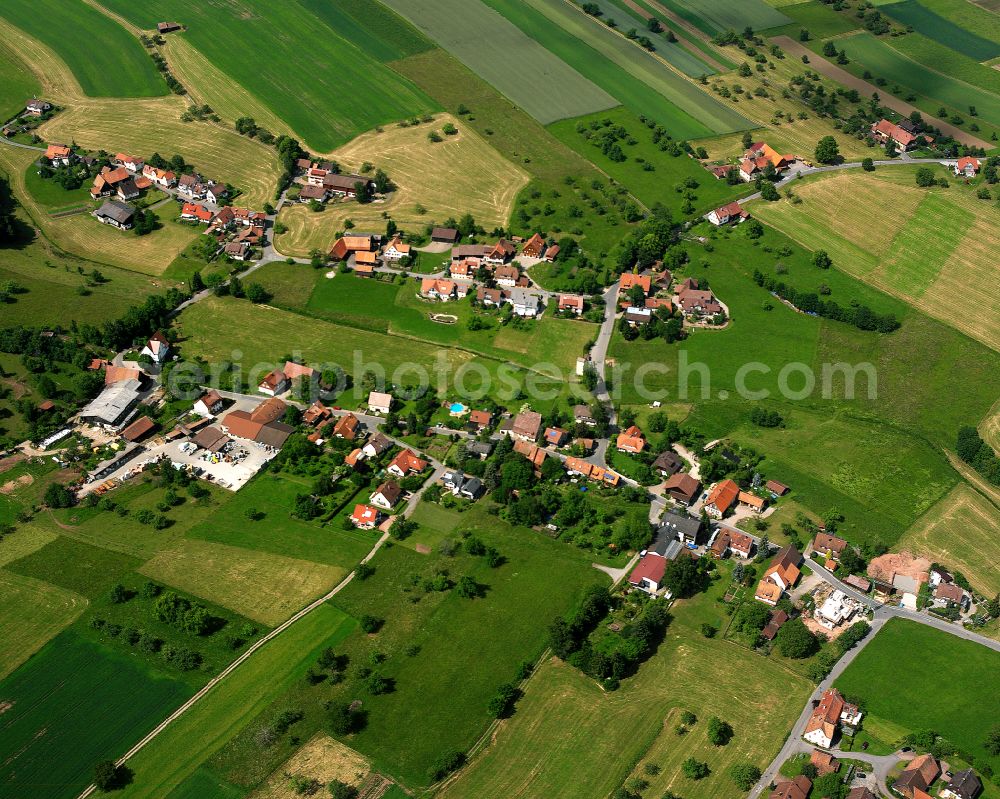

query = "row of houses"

[
  {"left": 707, "top": 141, "right": 798, "bottom": 183},
  {"left": 180, "top": 202, "right": 266, "bottom": 260},
  {"left": 296, "top": 159, "right": 374, "bottom": 201}
]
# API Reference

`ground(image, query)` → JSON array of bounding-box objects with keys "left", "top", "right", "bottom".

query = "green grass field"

[
  {"left": 548, "top": 107, "right": 746, "bottom": 212},
  {"left": 836, "top": 32, "right": 1000, "bottom": 127},
  {"left": 378, "top": 0, "right": 617, "bottom": 125},
  {"left": 0, "top": 570, "right": 86, "bottom": 679},
  {"left": 185, "top": 473, "right": 378, "bottom": 567},
  {"left": 203, "top": 503, "right": 608, "bottom": 789},
  {"left": 898, "top": 0, "right": 1000, "bottom": 45},
  {"left": 5, "top": 536, "right": 142, "bottom": 599},
  {"left": 0, "top": 0, "right": 166, "bottom": 97},
  {"left": 0, "top": 41, "right": 40, "bottom": 122},
  {"left": 0, "top": 631, "right": 193, "bottom": 799},
  {"left": 110, "top": 605, "right": 356, "bottom": 799},
  {"left": 295, "top": 0, "right": 435, "bottom": 63},
  {"left": 439, "top": 561, "right": 811, "bottom": 799},
  {"left": 96, "top": 0, "right": 438, "bottom": 152},
  {"left": 886, "top": 31, "right": 1000, "bottom": 98},
  {"left": 485, "top": 0, "right": 750, "bottom": 135},
  {"left": 765, "top": 1, "right": 862, "bottom": 38},
  {"left": 881, "top": 0, "right": 1000, "bottom": 60},
  {"left": 835, "top": 619, "right": 1000, "bottom": 772},
  {"left": 669, "top": 0, "right": 791, "bottom": 33}
]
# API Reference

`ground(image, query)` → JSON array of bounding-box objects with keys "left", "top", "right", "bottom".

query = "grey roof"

[
  {"left": 256, "top": 421, "right": 294, "bottom": 449},
  {"left": 96, "top": 199, "right": 135, "bottom": 225},
  {"left": 656, "top": 511, "right": 701, "bottom": 544},
  {"left": 461, "top": 477, "right": 483, "bottom": 497},
  {"left": 80, "top": 378, "right": 143, "bottom": 425},
  {"left": 465, "top": 441, "right": 493, "bottom": 456},
  {"left": 509, "top": 288, "right": 543, "bottom": 308},
  {"left": 948, "top": 769, "right": 982, "bottom": 799}
]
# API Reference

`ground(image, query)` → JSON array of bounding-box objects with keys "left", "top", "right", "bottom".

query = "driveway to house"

[{"left": 770, "top": 37, "right": 991, "bottom": 149}]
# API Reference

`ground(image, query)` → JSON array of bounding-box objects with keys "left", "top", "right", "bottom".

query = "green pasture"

[
  {"left": 294, "top": 0, "right": 435, "bottom": 62},
  {"left": 97, "top": 0, "right": 438, "bottom": 151},
  {"left": 5, "top": 536, "right": 141, "bottom": 599},
  {"left": 882, "top": 0, "right": 1000, "bottom": 60},
  {"left": 887, "top": 32, "right": 1000, "bottom": 97},
  {"left": 898, "top": 0, "right": 1000, "bottom": 46},
  {"left": 0, "top": 0, "right": 166, "bottom": 98},
  {"left": 766, "top": 1, "right": 862, "bottom": 38},
  {"left": 668, "top": 0, "right": 791, "bottom": 34},
  {"left": 0, "top": 42, "right": 40, "bottom": 123}
]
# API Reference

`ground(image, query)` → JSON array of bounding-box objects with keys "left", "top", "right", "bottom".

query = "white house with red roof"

[
  {"left": 141, "top": 331, "right": 171, "bottom": 364},
  {"left": 707, "top": 201, "right": 749, "bottom": 226},
  {"left": 954, "top": 156, "right": 981, "bottom": 177},
  {"left": 351, "top": 504, "right": 381, "bottom": 529},
  {"left": 871, "top": 119, "right": 918, "bottom": 151},
  {"left": 628, "top": 553, "right": 668, "bottom": 596}
]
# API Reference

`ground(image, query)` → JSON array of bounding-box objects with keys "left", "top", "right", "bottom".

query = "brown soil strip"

[
  {"left": 622, "top": 0, "right": 726, "bottom": 71},
  {"left": 771, "top": 36, "right": 991, "bottom": 148}
]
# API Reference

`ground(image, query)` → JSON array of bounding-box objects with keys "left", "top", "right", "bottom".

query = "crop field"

[
  {"left": 0, "top": 0, "right": 165, "bottom": 98},
  {"left": 185, "top": 474, "right": 377, "bottom": 566},
  {"left": 899, "top": 484, "right": 1000, "bottom": 595},
  {"left": 95, "top": 0, "right": 438, "bottom": 153},
  {"left": 88, "top": 605, "right": 356, "bottom": 799},
  {"left": 486, "top": 0, "right": 750, "bottom": 135},
  {"left": 439, "top": 563, "right": 810, "bottom": 799},
  {"left": 751, "top": 167, "right": 1000, "bottom": 352},
  {"left": 837, "top": 32, "right": 1000, "bottom": 127},
  {"left": 0, "top": 631, "right": 193, "bottom": 799},
  {"left": 0, "top": 570, "right": 86, "bottom": 680},
  {"left": 0, "top": 41, "right": 40, "bottom": 123},
  {"left": 903, "top": 0, "right": 1000, "bottom": 45},
  {"left": 548, "top": 108, "right": 745, "bottom": 211},
  {"left": 139, "top": 539, "right": 346, "bottom": 626},
  {"left": 666, "top": 0, "right": 791, "bottom": 33},
  {"left": 248, "top": 734, "right": 371, "bottom": 799},
  {"left": 275, "top": 115, "right": 527, "bottom": 252},
  {"left": 887, "top": 31, "right": 1000, "bottom": 99},
  {"left": 881, "top": 0, "right": 1000, "bottom": 60},
  {"left": 378, "top": 0, "right": 616, "bottom": 125},
  {"left": 835, "top": 619, "right": 1000, "bottom": 772}
]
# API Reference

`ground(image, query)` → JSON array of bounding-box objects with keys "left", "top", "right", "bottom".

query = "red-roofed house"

[
  {"left": 704, "top": 479, "right": 739, "bottom": 518},
  {"left": 521, "top": 233, "right": 546, "bottom": 258},
  {"left": 181, "top": 202, "right": 214, "bottom": 223},
  {"left": 351, "top": 504, "right": 381, "bottom": 529},
  {"left": 558, "top": 294, "right": 584, "bottom": 315},
  {"left": 421, "top": 278, "right": 458, "bottom": 301},
  {"left": 615, "top": 425, "right": 646, "bottom": 454},
  {"left": 141, "top": 164, "right": 176, "bottom": 187},
  {"left": 113, "top": 153, "right": 144, "bottom": 172},
  {"left": 258, "top": 369, "right": 289, "bottom": 396},
  {"left": 707, "top": 201, "right": 749, "bottom": 226},
  {"left": 954, "top": 156, "right": 981, "bottom": 177},
  {"left": 333, "top": 413, "right": 360, "bottom": 440},
  {"left": 628, "top": 553, "right": 667, "bottom": 595},
  {"left": 770, "top": 776, "right": 812, "bottom": 799},
  {"left": 370, "top": 479, "right": 403, "bottom": 510},
  {"left": 387, "top": 449, "right": 428, "bottom": 478},
  {"left": 620, "top": 272, "right": 651, "bottom": 295},
  {"left": 871, "top": 119, "right": 917, "bottom": 151},
  {"left": 45, "top": 143, "right": 72, "bottom": 166}
]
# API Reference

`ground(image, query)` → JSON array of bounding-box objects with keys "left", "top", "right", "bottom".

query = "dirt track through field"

[{"left": 771, "top": 36, "right": 991, "bottom": 148}]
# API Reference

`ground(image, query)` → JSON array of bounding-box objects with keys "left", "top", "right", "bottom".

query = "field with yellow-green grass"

[
  {"left": 899, "top": 483, "right": 1000, "bottom": 596},
  {"left": 274, "top": 115, "right": 527, "bottom": 257},
  {"left": 139, "top": 539, "right": 346, "bottom": 627},
  {"left": 0, "top": 570, "right": 87, "bottom": 679},
  {"left": 750, "top": 165, "right": 1000, "bottom": 352},
  {"left": 690, "top": 52, "right": 881, "bottom": 162},
  {"left": 438, "top": 566, "right": 810, "bottom": 799}
]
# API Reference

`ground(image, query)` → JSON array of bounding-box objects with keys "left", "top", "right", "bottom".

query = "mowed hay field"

[
  {"left": 439, "top": 576, "right": 810, "bottom": 799},
  {"left": 275, "top": 115, "right": 528, "bottom": 255},
  {"left": 899, "top": 484, "right": 1000, "bottom": 595},
  {"left": 97, "top": 0, "right": 438, "bottom": 153},
  {"left": 248, "top": 734, "right": 370, "bottom": 799},
  {"left": 0, "top": 0, "right": 165, "bottom": 97},
  {"left": 139, "top": 539, "right": 346, "bottom": 626},
  {"left": 751, "top": 168, "right": 1000, "bottom": 352},
  {"left": 0, "top": 570, "right": 87, "bottom": 679}
]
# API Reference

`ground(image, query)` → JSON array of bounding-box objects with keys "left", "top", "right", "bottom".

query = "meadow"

[
  {"left": 887, "top": 31, "right": 1000, "bottom": 98},
  {"left": 765, "top": 1, "right": 862, "bottom": 39},
  {"left": 0, "top": 40, "right": 40, "bottom": 123},
  {"left": 205, "top": 504, "right": 608, "bottom": 789},
  {"left": 96, "top": 0, "right": 438, "bottom": 153},
  {"left": 899, "top": 484, "right": 1000, "bottom": 595},
  {"left": 836, "top": 32, "right": 1000, "bottom": 128},
  {"left": 239, "top": 267, "right": 597, "bottom": 378},
  {"left": 0, "top": 631, "right": 193, "bottom": 799},
  {"left": 881, "top": 0, "right": 1000, "bottom": 60},
  {"left": 487, "top": 0, "right": 750, "bottom": 135},
  {"left": 897, "top": 0, "right": 1000, "bottom": 46},
  {"left": 548, "top": 107, "right": 746, "bottom": 212},
  {"left": 751, "top": 166, "right": 1000, "bottom": 353},
  {"left": 0, "top": 569, "right": 86, "bottom": 679},
  {"left": 609, "top": 220, "right": 1000, "bottom": 547},
  {"left": 0, "top": 0, "right": 166, "bottom": 98},
  {"left": 835, "top": 619, "right": 1000, "bottom": 772},
  {"left": 110, "top": 605, "right": 357, "bottom": 799},
  {"left": 666, "top": 0, "right": 791, "bottom": 33},
  {"left": 377, "top": 0, "right": 617, "bottom": 125},
  {"left": 438, "top": 561, "right": 811, "bottom": 799}
]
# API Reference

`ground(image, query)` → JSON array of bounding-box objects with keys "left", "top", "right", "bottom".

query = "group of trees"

[
  {"left": 752, "top": 269, "right": 900, "bottom": 333},
  {"left": 957, "top": 426, "right": 1000, "bottom": 485}
]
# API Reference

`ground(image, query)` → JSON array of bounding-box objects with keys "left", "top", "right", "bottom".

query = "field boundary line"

[{"left": 74, "top": 531, "right": 391, "bottom": 799}]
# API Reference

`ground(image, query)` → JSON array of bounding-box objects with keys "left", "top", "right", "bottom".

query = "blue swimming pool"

[{"left": 450, "top": 402, "right": 468, "bottom": 414}]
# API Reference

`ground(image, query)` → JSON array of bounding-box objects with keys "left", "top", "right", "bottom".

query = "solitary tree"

[{"left": 814, "top": 136, "right": 840, "bottom": 165}]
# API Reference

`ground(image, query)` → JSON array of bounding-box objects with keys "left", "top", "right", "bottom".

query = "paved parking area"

[{"left": 159, "top": 438, "right": 276, "bottom": 491}]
